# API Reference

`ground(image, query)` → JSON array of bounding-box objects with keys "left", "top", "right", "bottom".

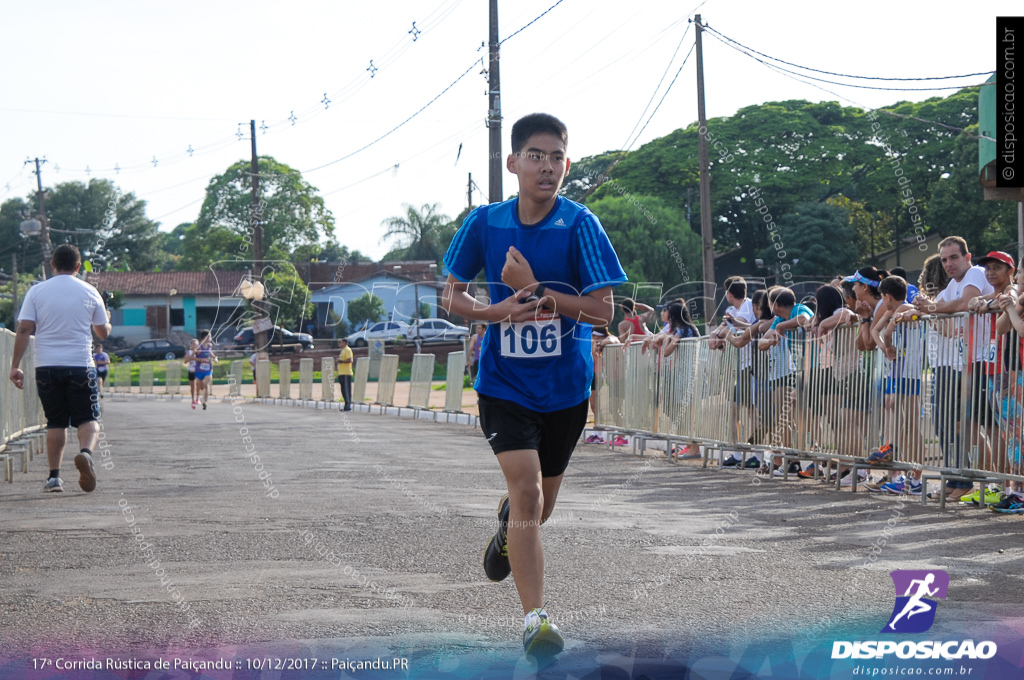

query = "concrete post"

[
  {"left": 166, "top": 361, "right": 181, "bottom": 394},
  {"left": 445, "top": 351, "right": 465, "bottom": 413},
  {"left": 278, "top": 359, "right": 291, "bottom": 399},
  {"left": 229, "top": 361, "right": 243, "bottom": 397},
  {"left": 321, "top": 357, "right": 335, "bottom": 402},
  {"left": 299, "top": 358, "right": 314, "bottom": 400}
]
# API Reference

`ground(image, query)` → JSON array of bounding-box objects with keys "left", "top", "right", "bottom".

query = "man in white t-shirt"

[
  {"left": 912, "top": 236, "right": 993, "bottom": 501},
  {"left": 9, "top": 244, "right": 111, "bottom": 493}
]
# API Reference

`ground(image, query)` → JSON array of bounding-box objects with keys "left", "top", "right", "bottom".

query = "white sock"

[{"left": 523, "top": 608, "right": 547, "bottom": 630}]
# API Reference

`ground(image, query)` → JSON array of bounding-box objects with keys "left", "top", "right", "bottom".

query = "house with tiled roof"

[{"left": 85, "top": 270, "right": 250, "bottom": 344}]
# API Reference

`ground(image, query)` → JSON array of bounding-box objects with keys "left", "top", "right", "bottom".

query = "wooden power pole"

[
  {"left": 694, "top": 15, "right": 716, "bottom": 318},
  {"left": 487, "top": 0, "right": 502, "bottom": 204}
]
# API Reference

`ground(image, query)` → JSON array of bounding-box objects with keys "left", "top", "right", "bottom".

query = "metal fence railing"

[{"left": 595, "top": 311, "right": 1024, "bottom": 505}]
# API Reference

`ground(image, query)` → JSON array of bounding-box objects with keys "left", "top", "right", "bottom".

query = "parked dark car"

[
  {"left": 232, "top": 326, "right": 314, "bottom": 352},
  {"left": 114, "top": 340, "right": 187, "bottom": 362}
]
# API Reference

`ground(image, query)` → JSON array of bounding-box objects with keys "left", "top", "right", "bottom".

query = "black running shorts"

[
  {"left": 35, "top": 366, "right": 100, "bottom": 429},
  {"left": 477, "top": 393, "right": 589, "bottom": 478}
]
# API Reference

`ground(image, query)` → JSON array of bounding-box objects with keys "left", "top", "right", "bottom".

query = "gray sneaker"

[
  {"left": 43, "top": 477, "right": 64, "bottom": 493},
  {"left": 74, "top": 452, "right": 97, "bottom": 492}
]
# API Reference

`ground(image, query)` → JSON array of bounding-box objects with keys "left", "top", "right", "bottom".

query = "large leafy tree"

[
  {"left": 379, "top": 203, "right": 456, "bottom": 263},
  {"left": 0, "top": 179, "right": 161, "bottom": 273},
  {"left": 180, "top": 156, "right": 334, "bottom": 270},
  {"left": 588, "top": 90, "right": 983, "bottom": 274},
  {"left": 760, "top": 201, "right": 859, "bottom": 279},
  {"left": 585, "top": 193, "right": 701, "bottom": 295},
  {"left": 347, "top": 293, "right": 386, "bottom": 328}
]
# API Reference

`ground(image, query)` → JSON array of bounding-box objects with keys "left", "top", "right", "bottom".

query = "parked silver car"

[{"left": 408, "top": 318, "right": 470, "bottom": 344}]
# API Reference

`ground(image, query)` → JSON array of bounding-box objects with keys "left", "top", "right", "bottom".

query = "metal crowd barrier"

[
  {"left": 0, "top": 331, "right": 44, "bottom": 480},
  {"left": 596, "top": 310, "right": 1024, "bottom": 501}
]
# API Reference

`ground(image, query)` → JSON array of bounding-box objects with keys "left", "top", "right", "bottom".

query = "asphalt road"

[{"left": 1, "top": 395, "right": 1022, "bottom": 679}]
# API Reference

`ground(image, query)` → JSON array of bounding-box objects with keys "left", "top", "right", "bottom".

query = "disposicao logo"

[
  {"left": 831, "top": 569, "right": 998, "bottom": 661},
  {"left": 882, "top": 569, "right": 948, "bottom": 634}
]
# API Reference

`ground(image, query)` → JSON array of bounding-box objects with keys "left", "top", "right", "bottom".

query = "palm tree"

[{"left": 379, "top": 203, "right": 455, "bottom": 262}]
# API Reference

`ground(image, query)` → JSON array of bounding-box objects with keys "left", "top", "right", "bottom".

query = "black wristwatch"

[
  {"left": 534, "top": 284, "right": 547, "bottom": 299},
  {"left": 860, "top": 317, "right": 873, "bottom": 324}
]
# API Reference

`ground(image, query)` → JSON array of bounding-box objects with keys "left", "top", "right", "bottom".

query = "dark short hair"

[
  {"left": 199, "top": 329, "right": 210, "bottom": 340},
  {"left": 52, "top": 243, "right": 81, "bottom": 273},
  {"left": 939, "top": 236, "right": 968, "bottom": 256},
  {"left": 338, "top": 337, "right": 348, "bottom": 343},
  {"left": 620, "top": 298, "right": 635, "bottom": 313},
  {"left": 891, "top": 266, "right": 908, "bottom": 279},
  {"left": 770, "top": 287, "right": 796, "bottom": 308},
  {"left": 878, "top": 275, "right": 908, "bottom": 302},
  {"left": 511, "top": 113, "right": 568, "bottom": 154},
  {"left": 727, "top": 279, "right": 747, "bottom": 299},
  {"left": 814, "top": 285, "right": 845, "bottom": 320}
]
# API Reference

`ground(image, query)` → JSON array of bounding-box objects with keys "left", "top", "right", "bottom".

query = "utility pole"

[
  {"left": 25, "top": 158, "right": 54, "bottom": 279},
  {"left": 12, "top": 255, "right": 18, "bottom": 318},
  {"left": 468, "top": 172, "right": 473, "bottom": 211},
  {"left": 487, "top": 0, "right": 502, "bottom": 204},
  {"left": 694, "top": 15, "right": 716, "bottom": 321},
  {"left": 249, "top": 120, "right": 269, "bottom": 358}
]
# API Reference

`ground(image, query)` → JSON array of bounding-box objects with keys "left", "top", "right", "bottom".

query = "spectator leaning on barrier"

[
  {"left": 912, "top": 236, "right": 994, "bottom": 502},
  {"left": 890, "top": 266, "right": 920, "bottom": 304},
  {"left": 844, "top": 266, "right": 888, "bottom": 352},
  {"left": 757, "top": 287, "right": 812, "bottom": 467},
  {"left": 994, "top": 260, "right": 1024, "bottom": 507},
  {"left": 9, "top": 243, "right": 110, "bottom": 494},
  {"left": 617, "top": 297, "right": 654, "bottom": 343},
  {"left": 965, "top": 251, "right": 1017, "bottom": 479},
  {"left": 869, "top": 276, "right": 926, "bottom": 494},
  {"left": 643, "top": 300, "right": 700, "bottom": 358}
]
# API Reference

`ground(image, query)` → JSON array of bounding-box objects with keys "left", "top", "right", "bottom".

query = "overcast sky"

[{"left": 1, "top": 0, "right": 1015, "bottom": 262}]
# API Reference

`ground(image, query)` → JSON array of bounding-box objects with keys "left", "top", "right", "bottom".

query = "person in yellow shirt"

[{"left": 336, "top": 337, "right": 354, "bottom": 411}]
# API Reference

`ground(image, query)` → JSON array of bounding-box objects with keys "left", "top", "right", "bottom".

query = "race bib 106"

[{"left": 499, "top": 311, "right": 561, "bottom": 358}]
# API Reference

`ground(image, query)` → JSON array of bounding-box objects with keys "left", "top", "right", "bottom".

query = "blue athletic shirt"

[{"left": 444, "top": 196, "right": 627, "bottom": 412}]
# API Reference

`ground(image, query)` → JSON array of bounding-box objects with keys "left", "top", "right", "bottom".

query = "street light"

[{"left": 166, "top": 288, "right": 178, "bottom": 341}]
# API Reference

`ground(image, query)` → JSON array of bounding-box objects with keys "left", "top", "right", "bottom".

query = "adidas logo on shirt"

[{"left": 554, "top": 218, "right": 566, "bottom": 226}]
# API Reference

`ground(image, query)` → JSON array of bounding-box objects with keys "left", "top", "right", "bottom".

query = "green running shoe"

[
  {"left": 523, "top": 608, "right": 564, "bottom": 658},
  {"left": 483, "top": 493, "right": 511, "bottom": 582}
]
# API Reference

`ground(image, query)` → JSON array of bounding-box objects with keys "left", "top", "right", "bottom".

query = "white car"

[
  {"left": 408, "top": 318, "right": 470, "bottom": 344},
  {"left": 347, "top": 320, "right": 411, "bottom": 348}
]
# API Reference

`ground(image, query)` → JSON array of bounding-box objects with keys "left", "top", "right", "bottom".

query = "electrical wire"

[
  {"left": 705, "top": 27, "right": 993, "bottom": 92},
  {"left": 703, "top": 25, "right": 992, "bottom": 82}
]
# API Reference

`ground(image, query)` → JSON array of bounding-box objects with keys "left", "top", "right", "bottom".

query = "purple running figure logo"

[{"left": 882, "top": 570, "right": 949, "bottom": 634}]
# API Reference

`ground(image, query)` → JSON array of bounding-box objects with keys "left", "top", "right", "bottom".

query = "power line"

[
  {"left": 705, "top": 29, "right": 993, "bottom": 92},
  {"left": 621, "top": 23, "right": 693, "bottom": 151},
  {"left": 500, "top": 0, "right": 567, "bottom": 44},
  {"left": 704, "top": 25, "right": 992, "bottom": 82}
]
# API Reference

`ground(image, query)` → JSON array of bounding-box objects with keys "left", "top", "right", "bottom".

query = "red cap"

[{"left": 975, "top": 251, "right": 1016, "bottom": 270}]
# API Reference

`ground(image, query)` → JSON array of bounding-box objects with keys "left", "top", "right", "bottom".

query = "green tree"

[
  {"left": 929, "top": 124, "right": 1018, "bottom": 254},
  {"left": 181, "top": 156, "right": 334, "bottom": 270},
  {"left": 380, "top": 203, "right": 455, "bottom": 263},
  {"left": 761, "top": 201, "right": 858, "bottom": 279},
  {"left": 584, "top": 194, "right": 701, "bottom": 293},
  {"left": 290, "top": 240, "right": 366, "bottom": 264},
  {"left": 256, "top": 262, "right": 314, "bottom": 330},
  {"left": 0, "top": 180, "right": 161, "bottom": 273},
  {"left": 347, "top": 293, "right": 386, "bottom": 328},
  {"left": 0, "top": 273, "right": 37, "bottom": 330}
]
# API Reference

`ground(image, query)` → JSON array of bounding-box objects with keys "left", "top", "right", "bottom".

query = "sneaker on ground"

[
  {"left": 744, "top": 457, "right": 762, "bottom": 469},
  {"left": 863, "top": 478, "right": 888, "bottom": 492},
  {"left": 907, "top": 480, "right": 923, "bottom": 495},
  {"left": 721, "top": 455, "right": 740, "bottom": 468},
  {"left": 866, "top": 442, "right": 895, "bottom": 465},
  {"left": 74, "top": 452, "right": 97, "bottom": 492},
  {"left": 678, "top": 446, "right": 701, "bottom": 460},
  {"left": 991, "top": 494, "right": 1024, "bottom": 514},
  {"left": 787, "top": 461, "right": 801, "bottom": 474},
  {"left": 881, "top": 477, "right": 907, "bottom": 494},
  {"left": 523, "top": 608, "right": 564, "bottom": 658},
  {"left": 840, "top": 469, "right": 868, "bottom": 487},
  {"left": 483, "top": 493, "right": 511, "bottom": 582},
  {"left": 960, "top": 487, "right": 1002, "bottom": 506},
  {"left": 797, "top": 464, "right": 818, "bottom": 480},
  {"left": 202, "top": 401, "right": 207, "bottom": 410},
  {"left": 191, "top": 400, "right": 196, "bottom": 410},
  {"left": 585, "top": 434, "right": 605, "bottom": 444},
  {"left": 43, "top": 477, "right": 63, "bottom": 493},
  {"left": 612, "top": 435, "right": 628, "bottom": 447}
]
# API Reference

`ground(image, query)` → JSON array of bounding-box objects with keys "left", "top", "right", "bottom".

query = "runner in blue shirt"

[
  {"left": 442, "top": 113, "right": 627, "bottom": 658},
  {"left": 193, "top": 330, "right": 217, "bottom": 411}
]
